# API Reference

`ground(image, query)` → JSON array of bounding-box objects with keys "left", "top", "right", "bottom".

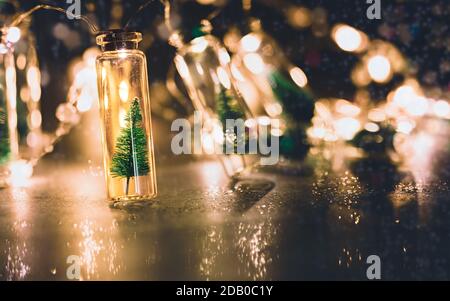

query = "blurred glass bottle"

[
  {"left": 96, "top": 30, "right": 157, "bottom": 202},
  {"left": 0, "top": 51, "right": 11, "bottom": 187},
  {"left": 230, "top": 19, "right": 315, "bottom": 159},
  {"left": 171, "top": 22, "right": 259, "bottom": 178}
]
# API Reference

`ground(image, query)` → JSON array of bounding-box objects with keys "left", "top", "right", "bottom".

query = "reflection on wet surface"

[{"left": 0, "top": 129, "right": 449, "bottom": 280}]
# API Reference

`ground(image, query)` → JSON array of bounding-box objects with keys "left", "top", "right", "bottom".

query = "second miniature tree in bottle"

[
  {"left": 110, "top": 98, "right": 150, "bottom": 195},
  {"left": 0, "top": 105, "right": 10, "bottom": 164}
]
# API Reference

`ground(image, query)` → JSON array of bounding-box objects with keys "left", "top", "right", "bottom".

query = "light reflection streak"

[
  {"left": 236, "top": 219, "right": 276, "bottom": 280},
  {"left": 72, "top": 219, "right": 121, "bottom": 280},
  {"left": 4, "top": 188, "right": 31, "bottom": 280}
]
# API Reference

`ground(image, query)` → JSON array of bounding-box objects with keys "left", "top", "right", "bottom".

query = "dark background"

[{"left": 1, "top": 0, "right": 448, "bottom": 160}]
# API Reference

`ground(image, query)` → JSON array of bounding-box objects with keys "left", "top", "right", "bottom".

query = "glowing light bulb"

[
  {"left": 243, "top": 53, "right": 265, "bottom": 75},
  {"left": 333, "top": 25, "right": 363, "bottom": 52},
  {"left": 240, "top": 34, "right": 261, "bottom": 52},
  {"left": 6, "top": 27, "right": 21, "bottom": 43},
  {"left": 367, "top": 55, "right": 392, "bottom": 83},
  {"left": 289, "top": 67, "right": 308, "bottom": 88}
]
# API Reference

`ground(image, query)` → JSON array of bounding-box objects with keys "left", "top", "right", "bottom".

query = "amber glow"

[
  {"left": 6, "top": 27, "right": 21, "bottom": 43},
  {"left": 243, "top": 53, "right": 265, "bottom": 75},
  {"left": 332, "top": 24, "right": 367, "bottom": 52},
  {"left": 367, "top": 55, "right": 392, "bottom": 83},
  {"left": 240, "top": 34, "right": 261, "bottom": 52},
  {"left": 289, "top": 67, "right": 308, "bottom": 88}
]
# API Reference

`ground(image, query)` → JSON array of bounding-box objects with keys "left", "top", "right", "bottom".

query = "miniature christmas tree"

[
  {"left": 110, "top": 98, "right": 150, "bottom": 195},
  {"left": 350, "top": 122, "right": 396, "bottom": 155},
  {"left": 268, "top": 70, "right": 315, "bottom": 158},
  {"left": 215, "top": 87, "right": 248, "bottom": 151},
  {"left": 216, "top": 87, "right": 246, "bottom": 126},
  {"left": 0, "top": 95, "right": 10, "bottom": 165}
]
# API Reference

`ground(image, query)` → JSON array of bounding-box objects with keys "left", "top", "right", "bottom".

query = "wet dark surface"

[{"left": 0, "top": 133, "right": 449, "bottom": 280}]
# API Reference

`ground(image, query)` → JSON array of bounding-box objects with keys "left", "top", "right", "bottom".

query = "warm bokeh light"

[
  {"left": 392, "top": 85, "right": 417, "bottom": 108},
  {"left": 367, "top": 55, "right": 392, "bottom": 83},
  {"left": 16, "top": 54, "right": 27, "bottom": 70},
  {"left": 396, "top": 118, "right": 416, "bottom": 134},
  {"left": 289, "top": 66, "right": 308, "bottom": 88},
  {"left": 191, "top": 37, "right": 208, "bottom": 53},
  {"left": 196, "top": 0, "right": 216, "bottom": 4},
  {"left": 218, "top": 48, "right": 231, "bottom": 65},
  {"left": 286, "top": 6, "right": 312, "bottom": 29},
  {"left": 335, "top": 99, "right": 360, "bottom": 117},
  {"left": 174, "top": 55, "right": 190, "bottom": 79},
  {"left": 216, "top": 67, "right": 231, "bottom": 89},
  {"left": 76, "top": 91, "right": 93, "bottom": 112},
  {"left": 364, "top": 122, "right": 380, "bottom": 132},
  {"left": 406, "top": 96, "right": 429, "bottom": 117},
  {"left": 335, "top": 117, "right": 361, "bottom": 140},
  {"left": 332, "top": 24, "right": 366, "bottom": 52},
  {"left": 433, "top": 100, "right": 450, "bottom": 119},
  {"left": 29, "top": 110, "right": 42, "bottom": 129},
  {"left": 243, "top": 53, "right": 265, "bottom": 75},
  {"left": 230, "top": 63, "right": 246, "bottom": 82},
  {"left": 6, "top": 27, "right": 21, "bottom": 43},
  {"left": 26, "top": 66, "right": 41, "bottom": 102},
  {"left": 240, "top": 34, "right": 261, "bottom": 52},
  {"left": 368, "top": 108, "right": 386, "bottom": 122},
  {"left": 264, "top": 102, "right": 283, "bottom": 117}
]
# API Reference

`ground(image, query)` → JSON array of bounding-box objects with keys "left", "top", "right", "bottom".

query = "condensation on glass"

[{"left": 96, "top": 30, "right": 157, "bottom": 202}]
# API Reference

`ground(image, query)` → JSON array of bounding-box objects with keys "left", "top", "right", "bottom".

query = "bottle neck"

[
  {"left": 96, "top": 30, "right": 142, "bottom": 52},
  {"left": 100, "top": 41, "right": 139, "bottom": 52}
]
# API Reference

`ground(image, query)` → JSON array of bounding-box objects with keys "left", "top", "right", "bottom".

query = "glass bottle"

[
  {"left": 232, "top": 20, "right": 315, "bottom": 159},
  {"left": 96, "top": 30, "right": 157, "bottom": 202},
  {"left": 172, "top": 30, "right": 259, "bottom": 178}
]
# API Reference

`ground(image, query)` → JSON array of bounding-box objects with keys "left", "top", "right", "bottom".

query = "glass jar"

[
  {"left": 96, "top": 30, "right": 157, "bottom": 202},
  {"left": 173, "top": 34, "right": 258, "bottom": 177}
]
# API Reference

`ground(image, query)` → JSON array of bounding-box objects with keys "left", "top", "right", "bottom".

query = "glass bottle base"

[
  {"left": 109, "top": 194, "right": 157, "bottom": 210},
  {"left": 109, "top": 194, "right": 157, "bottom": 202}
]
